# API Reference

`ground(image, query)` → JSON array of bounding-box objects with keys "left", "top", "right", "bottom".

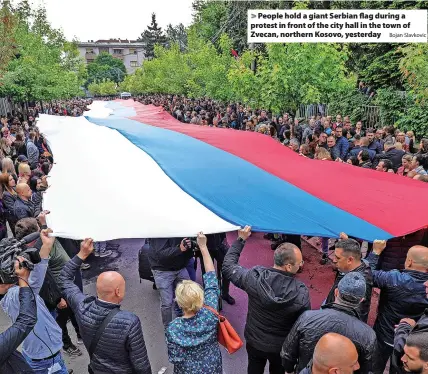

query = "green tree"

[
  {"left": 0, "top": 1, "right": 17, "bottom": 74},
  {"left": 86, "top": 52, "right": 126, "bottom": 86},
  {"left": 165, "top": 23, "right": 187, "bottom": 51},
  {"left": 0, "top": 3, "right": 82, "bottom": 101},
  {"left": 88, "top": 79, "right": 117, "bottom": 96},
  {"left": 138, "top": 13, "right": 167, "bottom": 59}
]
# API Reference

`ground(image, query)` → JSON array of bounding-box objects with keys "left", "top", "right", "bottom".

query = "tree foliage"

[
  {"left": 165, "top": 23, "right": 187, "bottom": 51},
  {"left": 124, "top": 29, "right": 352, "bottom": 113},
  {"left": 88, "top": 79, "right": 117, "bottom": 96},
  {"left": 138, "top": 13, "right": 167, "bottom": 60},
  {"left": 0, "top": 1, "right": 17, "bottom": 74},
  {"left": 86, "top": 52, "right": 126, "bottom": 86},
  {"left": 0, "top": 1, "right": 84, "bottom": 101}
]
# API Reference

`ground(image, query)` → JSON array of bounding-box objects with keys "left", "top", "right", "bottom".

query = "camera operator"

[
  {"left": 0, "top": 229, "right": 69, "bottom": 373},
  {"left": 148, "top": 237, "right": 195, "bottom": 329},
  {"left": 16, "top": 216, "right": 84, "bottom": 357},
  {"left": 0, "top": 256, "right": 36, "bottom": 373}
]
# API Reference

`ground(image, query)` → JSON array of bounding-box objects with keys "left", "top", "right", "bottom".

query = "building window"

[
  {"left": 86, "top": 48, "right": 94, "bottom": 54},
  {"left": 99, "top": 48, "right": 109, "bottom": 54},
  {"left": 129, "top": 48, "right": 137, "bottom": 55},
  {"left": 130, "top": 61, "right": 138, "bottom": 67},
  {"left": 113, "top": 49, "right": 123, "bottom": 54}
]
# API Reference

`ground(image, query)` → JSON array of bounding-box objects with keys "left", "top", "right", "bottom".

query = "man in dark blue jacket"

[
  {"left": 367, "top": 241, "right": 428, "bottom": 372},
  {"left": 348, "top": 137, "right": 376, "bottom": 162},
  {"left": 0, "top": 258, "right": 36, "bottom": 374},
  {"left": 367, "top": 128, "right": 383, "bottom": 154},
  {"left": 335, "top": 126, "right": 349, "bottom": 160},
  {"left": 60, "top": 239, "right": 152, "bottom": 374}
]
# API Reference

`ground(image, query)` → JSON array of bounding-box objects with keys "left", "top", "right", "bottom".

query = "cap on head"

[{"left": 338, "top": 272, "right": 366, "bottom": 303}]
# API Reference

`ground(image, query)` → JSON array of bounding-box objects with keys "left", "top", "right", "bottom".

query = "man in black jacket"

[
  {"left": 325, "top": 235, "right": 373, "bottom": 323},
  {"left": 148, "top": 237, "right": 194, "bottom": 328},
  {"left": 281, "top": 272, "right": 379, "bottom": 373},
  {"left": 367, "top": 241, "right": 428, "bottom": 372},
  {"left": 0, "top": 257, "right": 36, "bottom": 374},
  {"left": 223, "top": 226, "right": 310, "bottom": 374},
  {"left": 374, "top": 140, "right": 405, "bottom": 172},
  {"left": 60, "top": 239, "right": 152, "bottom": 374},
  {"left": 392, "top": 311, "right": 428, "bottom": 374}
]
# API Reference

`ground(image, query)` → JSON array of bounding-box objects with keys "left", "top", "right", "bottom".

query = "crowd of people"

[
  {"left": 0, "top": 97, "right": 427, "bottom": 374},
  {"left": 137, "top": 94, "right": 428, "bottom": 183}
]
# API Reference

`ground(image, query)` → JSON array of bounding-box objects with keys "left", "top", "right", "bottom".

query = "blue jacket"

[
  {"left": 368, "top": 140, "right": 383, "bottom": 154},
  {"left": 367, "top": 252, "right": 428, "bottom": 344},
  {"left": 348, "top": 146, "right": 376, "bottom": 162},
  {"left": 0, "top": 259, "right": 63, "bottom": 360},
  {"left": 336, "top": 136, "right": 349, "bottom": 160}
]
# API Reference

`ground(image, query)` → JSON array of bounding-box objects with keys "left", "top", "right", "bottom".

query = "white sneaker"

[{"left": 99, "top": 250, "right": 113, "bottom": 258}]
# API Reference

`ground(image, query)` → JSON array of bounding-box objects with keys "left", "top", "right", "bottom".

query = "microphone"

[{"left": 18, "top": 231, "right": 42, "bottom": 246}]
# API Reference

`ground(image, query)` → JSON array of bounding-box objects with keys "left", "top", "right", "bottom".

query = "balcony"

[{"left": 85, "top": 52, "right": 97, "bottom": 59}]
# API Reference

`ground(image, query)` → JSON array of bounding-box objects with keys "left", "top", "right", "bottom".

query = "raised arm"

[
  {"left": 197, "top": 232, "right": 219, "bottom": 310},
  {"left": 29, "top": 228, "right": 55, "bottom": 294},
  {"left": 60, "top": 238, "right": 92, "bottom": 311},
  {"left": 222, "top": 226, "right": 252, "bottom": 291}
]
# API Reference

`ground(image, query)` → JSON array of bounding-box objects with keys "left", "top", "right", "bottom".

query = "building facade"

[{"left": 77, "top": 39, "right": 145, "bottom": 74}]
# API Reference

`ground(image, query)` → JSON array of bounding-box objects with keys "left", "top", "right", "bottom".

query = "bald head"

[
  {"left": 407, "top": 245, "right": 428, "bottom": 271},
  {"left": 16, "top": 183, "right": 32, "bottom": 199},
  {"left": 313, "top": 333, "right": 359, "bottom": 374},
  {"left": 96, "top": 271, "right": 126, "bottom": 304}
]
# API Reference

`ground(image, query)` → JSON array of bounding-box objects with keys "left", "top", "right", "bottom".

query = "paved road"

[{"left": 0, "top": 233, "right": 373, "bottom": 374}]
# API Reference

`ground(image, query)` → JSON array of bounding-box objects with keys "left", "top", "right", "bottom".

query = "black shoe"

[
  {"left": 320, "top": 254, "right": 328, "bottom": 265},
  {"left": 68, "top": 371, "right": 74, "bottom": 374},
  {"left": 63, "top": 343, "right": 82, "bottom": 357},
  {"left": 221, "top": 294, "right": 236, "bottom": 305},
  {"left": 152, "top": 283, "right": 157, "bottom": 290}
]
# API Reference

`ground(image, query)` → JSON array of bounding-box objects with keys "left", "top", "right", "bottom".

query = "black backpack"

[{"left": 138, "top": 241, "right": 154, "bottom": 283}]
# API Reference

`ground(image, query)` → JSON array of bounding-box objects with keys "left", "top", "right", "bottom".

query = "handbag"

[{"left": 204, "top": 305, "right": 243, "bottom": 354}]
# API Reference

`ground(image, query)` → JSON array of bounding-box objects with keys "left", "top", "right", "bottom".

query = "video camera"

[
  {"left": 183, "top": 238, "right": 199, "bottom": 252},
  {"left": 0, "top": 232, "right": 41, "bottom": 284}
]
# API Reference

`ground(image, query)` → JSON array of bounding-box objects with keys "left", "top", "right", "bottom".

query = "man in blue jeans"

[
  {"left": 0, "top": 228, "right": 69, "bottom": 373},
  {"left": 148, "top": 237, "right": 194, "bottom": 328}
]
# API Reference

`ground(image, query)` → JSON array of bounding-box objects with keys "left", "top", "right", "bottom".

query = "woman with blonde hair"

[
  {"left": 406, "top": 130, "right": 416, "bottom": 153},
  {"left": 397, "top": 154, "right": 413, "bottom": 177},
  {"left": 166, "top": 232, "right": 222, "bottom": 374},
  {"left": 0, "top": 137, "right": 12, "bottom": 159},
  {"left": 18, "top": 162, "right": 31, "bottom": 184},
  {"left": 2, "top": 157, "right": 17, "bottom": 178},
  {"left": 314, "top": 147, "right": 332, "bottom": 161}
]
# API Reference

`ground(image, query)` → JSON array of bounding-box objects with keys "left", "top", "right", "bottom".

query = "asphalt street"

[{"left": 0, "top": 233, "right": 373, "bottom": 374}]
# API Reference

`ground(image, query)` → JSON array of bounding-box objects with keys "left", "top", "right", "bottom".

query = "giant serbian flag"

[{"left": 37, "top": 100, "right": 428, "bottom": 241}]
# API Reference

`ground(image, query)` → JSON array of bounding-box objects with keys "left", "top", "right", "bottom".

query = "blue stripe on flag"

[{"left": 86, "top": 114, "right": 392, "bottom": 240}]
